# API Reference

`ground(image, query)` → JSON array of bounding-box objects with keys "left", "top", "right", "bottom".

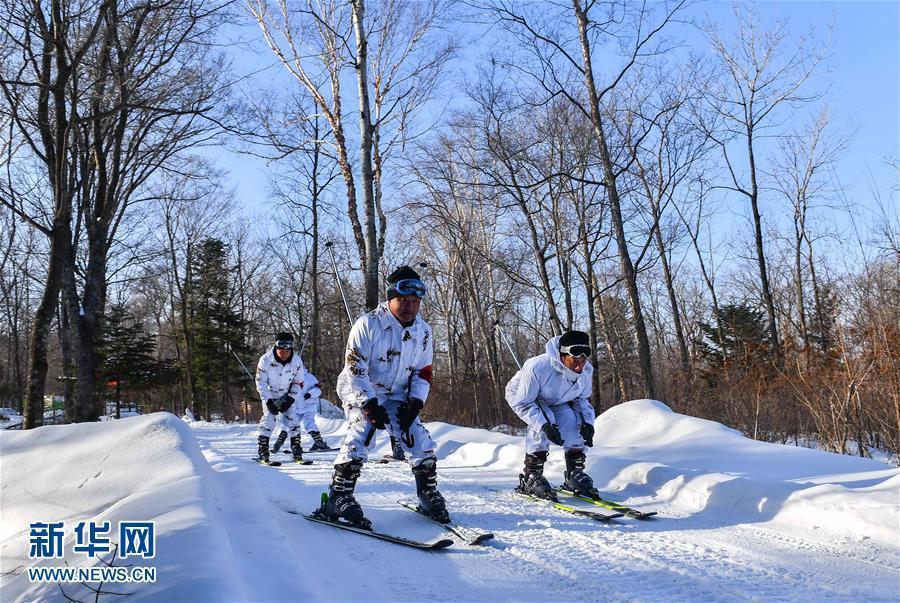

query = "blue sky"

[
  {"left": 214, "top": 1, "right": 898, "bottom": 256},
  {"left": 701, "top": 1, "right": 899, "bottom": 199}
]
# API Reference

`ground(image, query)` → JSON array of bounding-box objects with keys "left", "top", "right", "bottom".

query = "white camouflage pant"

[
  {"left": 270, "top": 407, "right": 319, "bottom": 439},
  {"left": 525, "top": 402, "right": 588, "bottom": 454},
  {"left": 257, "top": 401, "right": 302, "bottom": 438},
  {"left": 335, "top": 399, "right": 435, "bottom": 467},
  {"left": 301, "top": 407, "right": 319, "bottom": 434}
]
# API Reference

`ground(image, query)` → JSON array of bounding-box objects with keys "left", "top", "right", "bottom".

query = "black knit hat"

[
  {"left": 387, "top": 265, "right": 421, "bottom": 283},
  {"left": 386, "top": 266, "right": 424, "bottom": 300},
  {"left": 559, "top": 330, "right": 589, "bottom": 347},
  {"left": 559, "top": 330, "right": 590, "bottom": 356}
]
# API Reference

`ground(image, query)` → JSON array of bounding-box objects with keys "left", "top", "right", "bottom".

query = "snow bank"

[
  {"left": 0, "top": 412, "right": 316, "bottom": 602},
  {"left": 587, "top": 399, "right": 899, "bottom": 547},
  {"left": 2, "top": 401, "right": 896, "bottom": 602}
]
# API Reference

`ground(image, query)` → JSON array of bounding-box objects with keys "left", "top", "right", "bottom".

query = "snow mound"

[
  {"left": 0, "top": 412, "right": 312, "bottom": 602},
  {"left": 2, "top": 403, "right": 896, "bottom": 602},
  {"left": 589, "top": 399, "right": 899, "bottom": 547}
]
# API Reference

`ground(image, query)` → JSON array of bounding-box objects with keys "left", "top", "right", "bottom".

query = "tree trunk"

[
  {"left": 747, "top": 129, "right": 780, "bottom": 354},
  {"left": 793, "top": 216, "right": 810, "bottom": 358},
  {"left": 311, "top": 176, "right": 321, "bottom": 375},
  {"left": 351, "top": 0, "right": 379, "bottom": 310},
  {"left": 593, "top": 286, "right": 628, "bottom": 403},
  {"left": 65, "top": 251, "right": 107, "bottom": 422},
  {"left": 23, "top": 217, "right": 70, "bottom": 428},
  {"left": 573, "top": 0, "right": 655, "bottom": 398},
  {"left": 655, "top": 223, "right": 690, "bottom": 373},
  {"left": 59, "top": 300, "right": 75, "bottom": 422},
  {"left": 806, "top": 235, "right": 828, "bottom": 354},
  {"left": 579, "top": 223, "right": 603, "bottom": 410}
]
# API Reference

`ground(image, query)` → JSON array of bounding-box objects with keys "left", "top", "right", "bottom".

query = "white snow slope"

[{"left": 1, "top": 399, "right": 898, "bottom": 602}]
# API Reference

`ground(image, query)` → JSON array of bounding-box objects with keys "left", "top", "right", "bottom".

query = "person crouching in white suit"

[{"left": 506, "top": 330, "right": 598, "bottom": 502}]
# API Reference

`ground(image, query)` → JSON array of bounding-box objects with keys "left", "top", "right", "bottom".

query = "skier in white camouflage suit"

[
  {"left": 255, "top": 332, "right": 306, "bottom": 464},
  {"left": 320, "top": 266, "right": 447, "bottom": 529},
  {"left": 506, "top": 330, "right": 598, "bottom": 502},
  {"left": 271, "top": 368, "right": 330, "bottom": 453}
]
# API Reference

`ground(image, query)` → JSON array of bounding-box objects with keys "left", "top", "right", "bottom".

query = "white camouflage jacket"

[
  {"left": 255, "top": 348, "right": 306, "bottom": 403},
  {"left": 336, "top": 302, "right": 434, "bottom": 408},
  {"left": 505, "top": 336, "right": 595, "bottom": 431},
  {"left": 301, "top": 370, "right": 322, "bottom": 401}
]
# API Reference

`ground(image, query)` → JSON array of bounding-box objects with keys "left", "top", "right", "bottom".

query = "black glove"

[
  {"left": 580, "top": 423, "right": 595, "bottom": 447},
  {"left": 265, "top": 399, "right": 280, "bottom": 415},
  {"left": 361, "top": 398, "right": 388, "bottom": 429},
  {"left": 278, "top": 394, "right": 295, "bottom": 413},
  {"left": 397, "top": 397, "right": 424, "bottom": 431},
  {"left": 542, "top": 422, "right": 564, "bottom": 446}
]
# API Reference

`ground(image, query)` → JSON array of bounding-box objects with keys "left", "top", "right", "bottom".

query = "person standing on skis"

[
  {"left": 254, "top": 332, "right": 307, "bottom": 464},
  {"left": 320, "top": 266, "right": 447, "bottom": 529},
  {"left": 506, "top": 330, "right": 598, "bottom": 501}
]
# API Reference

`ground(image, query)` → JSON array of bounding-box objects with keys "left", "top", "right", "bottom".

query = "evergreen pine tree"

[
  {"left": 698, "top": 303, "right": 770, "bottom": 373},
  {"left": 186, "top": 238, "right": 251, "bottom": 420},
  {"left": 98, "top": 303, "right": 173, "bottom": 418}
]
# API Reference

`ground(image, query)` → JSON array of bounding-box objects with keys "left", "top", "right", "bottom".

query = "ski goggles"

[
  {"left": 275, "top": 340, "right": 294, "bottom": 350},
  {"left": 560, "top": 344, "right": 591, "bottom": 359},
  {"left": 388, "top": 278, "right": 427, "bottom": 299}
]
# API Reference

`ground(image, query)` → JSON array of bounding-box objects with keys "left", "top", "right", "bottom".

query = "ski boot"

[
  {"left": 563, "top": 449, "right": 600, "bottom": 499},
  {"left": 255, "top": 435, "right": 271, "bottom": 464},
  {"left": 321, "top": 460, "right": 371, "bottom": 530},
  {"left": 290, "top": 435, "right": 304, "bottom": 463},
  {"left": 271, "top": 431, "right": 288, "bottom": 453},
  {"left": 412, "top": 458, "right": 450, "bottom": 523},
  {"left": 389, "top": 435, "right": 406, "bottom": 461},
  {"left": 309, "top": 431, "right": 330, "bottom": 451},
  {"left": 515, "top": 451, "right": 557, "bottom": 501}
]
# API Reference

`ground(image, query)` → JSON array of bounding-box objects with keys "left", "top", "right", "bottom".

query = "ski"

[
  {"left": 296, "top": 497, "right": 454, "bottom": 550},
  {"left": 253, "top": 458, "right": 282, "bottom": 467},
  {"left": 555, "top": 488, "right": 658, "bottom": 519},
  {"left": 398, "top": 500, "right": 494, "bottom": 546},
  {"left": 513, "top": 490, "right": 623, "bottom": 523},
  {"left": 254, "top": 458, "right": 313, "bottom": 466},
  {"left": 304, "top": 447, "right": 341, "bottom": 453}
]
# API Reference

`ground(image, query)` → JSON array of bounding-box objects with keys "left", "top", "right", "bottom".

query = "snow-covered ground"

[{"left": 1, "top": 400, "right": 897, "bottom": 602}]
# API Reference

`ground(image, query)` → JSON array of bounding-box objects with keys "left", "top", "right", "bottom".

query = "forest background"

[{"left": 1, "top": 0, "right": 897, "bottom": 462}]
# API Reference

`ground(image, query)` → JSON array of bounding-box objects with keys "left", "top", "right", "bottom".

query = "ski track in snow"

[{"left": 193, "top": 423, "right": 899, "bottom": 603}]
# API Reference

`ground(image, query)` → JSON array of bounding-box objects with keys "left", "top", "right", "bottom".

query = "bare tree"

[
  {"left": 61, "top": 0, "right": 228, "bottom": 421},
  {"left": 480, "top": 0, "right": 691, "bottom": 399},
  {"left": 247, "top": 0, "right": 452, "bottom": 309},
  {"left": 240, "top": 86, "right": 341, "bottom": 372},
  {"left": 622, "top": 67, "right": 710, "bottom": 375},
  {"left": 700, "top": 5, "right": 827, "bottom": 356},
  {"left": 0, "top": 0, "right": 115, "bottom": 427},
  {"left": 0, "top": 206, "right": 38, "bottom": 410},
  {"left": 771, "top": 107, "right": 846, "bottom": 359}
]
